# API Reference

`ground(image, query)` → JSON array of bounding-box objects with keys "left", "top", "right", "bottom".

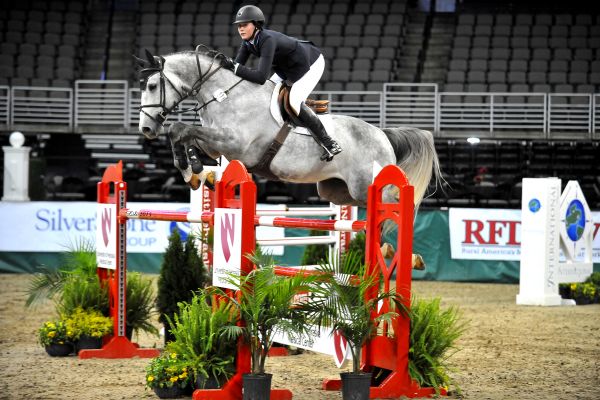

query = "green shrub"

[
  {"left": 166, "top": 293, "right": 237, "bottom": 386},
  {"left": 56, "top": 274, "right": 109, "bottom": 316},
  {"left": 126, "top": 272, "right": 159, "bottom": 338},
  {"left": 408, "top": 296, "right": 467, "bottom": 395},
  {"left": 26, "top": 239, "right": 97, "bottom": 307},
  {"left": 157, "top": 230, "right": 209, "bottom": 344}
]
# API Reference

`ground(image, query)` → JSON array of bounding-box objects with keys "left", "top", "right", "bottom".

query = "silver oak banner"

[{"left": 449, "top": 208, "right": 600, "bottom": 261}]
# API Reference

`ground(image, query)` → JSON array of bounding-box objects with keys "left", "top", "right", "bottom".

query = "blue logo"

[
  {"left": 528, "top": 198, "right": 541, "bottom": 213},
  {"left": 565, "top": 199, "right": 585, "bottom": 242}
]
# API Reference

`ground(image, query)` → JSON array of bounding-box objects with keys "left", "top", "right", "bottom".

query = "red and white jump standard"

[{"left": 94, "top": 159, "right": 443, "bottom": 398}]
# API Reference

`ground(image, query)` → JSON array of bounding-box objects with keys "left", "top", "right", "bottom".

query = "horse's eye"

[{"left": 148, "top": 83, "right": 157, "bottom": 91}]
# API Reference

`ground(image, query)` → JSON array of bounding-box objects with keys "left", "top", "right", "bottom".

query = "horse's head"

[
  {"left": 135, "top": 47, "right": 236, "bottom": 139},
  {"left": 134, "top": 49, "right": 188, "bottom": 139}
]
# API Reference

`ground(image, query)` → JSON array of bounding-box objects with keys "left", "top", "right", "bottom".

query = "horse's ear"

[
  {"left": 132, "top": 54, "right": 149, "bottom": 68},
  {"left": 144, "top": 49, "right": 157, "bottom": 66}
]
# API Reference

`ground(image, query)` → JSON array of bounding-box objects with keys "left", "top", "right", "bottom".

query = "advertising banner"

[
  {"left": 449, "top": 208, "right": 600, "bottom": 262},
  {"left": 0, "top": 201, "right": 285, "bottom": 254}
]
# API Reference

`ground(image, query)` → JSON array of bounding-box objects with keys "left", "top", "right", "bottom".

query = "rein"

[{"left": 139, "top": 50, "right": 243, "bottom": 125}]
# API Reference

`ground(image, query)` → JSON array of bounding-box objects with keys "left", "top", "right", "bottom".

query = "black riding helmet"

[{"left": 232, "top": 5, "right": 265, "bottom": 25}]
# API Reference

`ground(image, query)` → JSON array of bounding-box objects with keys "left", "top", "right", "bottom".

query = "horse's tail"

[{"left": 381, "top": 127, "right": 442, "bottom": 208}]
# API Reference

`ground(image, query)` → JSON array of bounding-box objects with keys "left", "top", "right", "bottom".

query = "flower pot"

[
  {"left": 340, "top": 372, "right": 372, "bottom": 400},
  {"left": 45, "top": 343, "right": 74, "bottom": 357},
  {"left": 195, "top": 375, "right": 222, "bottom": 389},
  {"left": 242, "top": 373, "right": 272, "bottom": 400},
  {"left": 152, "top": 385, "right": 185, "bottom": 399},
  {"left": 75, "top": 335, "right": 103, "bottom": 353}
]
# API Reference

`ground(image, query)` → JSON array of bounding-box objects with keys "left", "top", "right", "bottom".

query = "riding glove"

[{"left": 220, "top": 57, "right": 236, "bottom": 71}]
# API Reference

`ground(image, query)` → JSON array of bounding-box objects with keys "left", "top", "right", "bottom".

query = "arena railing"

[
  {"left": 382, "top": 83, "right": 438, "bottom": 130},
  {"left": 594, "top": 94, "right": 600, "bottom": 135},
  {"left": 437, "top": 92, "right": 547, "bottom": 138},
  {"left": 313, "top": 91, "right": 383, "bottom": 126},
  {"left": 0, "top": 86, "right": 9, "bottom": 127},
  {"left": 2, "top": 81, "right": 600, "bottom": 140},
  {"left": 10, "top": 86, "right": 73, "bottom": 128},
  {"left": 75, "top": 80, "right": 129, "bottom": 128},
  {"left": 547, "top": 94, "right": 594, "bottom": 136}
]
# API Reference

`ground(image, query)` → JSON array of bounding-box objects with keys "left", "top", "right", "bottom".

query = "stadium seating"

[
  {"left": 447, "top": 10, "right": 600, "bottom": 94},
  {"left": 0, "top": 0, "right": 85, "bottom": 87}
]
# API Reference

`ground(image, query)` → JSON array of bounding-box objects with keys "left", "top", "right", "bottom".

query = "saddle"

[
  {"left": 248, "top": 85, "right": 330, "bottom": 180},
  {"left": 277, "top": 84, "right": 329, "bottom": 126}
]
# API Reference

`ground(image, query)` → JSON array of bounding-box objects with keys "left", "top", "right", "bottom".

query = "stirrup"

[{"left": 319, "top": 142, "right": 342, "bottom": 162}]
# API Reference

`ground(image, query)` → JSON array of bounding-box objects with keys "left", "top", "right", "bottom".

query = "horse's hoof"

[{"left": 188, "top": 174, "right": 201, "bottom": 190}]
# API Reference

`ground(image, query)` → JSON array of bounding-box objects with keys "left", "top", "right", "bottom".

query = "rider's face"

[{"left": 237, "top": 22, "right": 256, "bottom": 40}]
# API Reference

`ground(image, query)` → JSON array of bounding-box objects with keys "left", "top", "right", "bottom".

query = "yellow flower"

[
  {"left": 170, "top": 353, "right": 177, "bottom": 359},
  {"left": 170, "top": 376, "right": 178, "bottom": 382},
  {"left": 147, "top": 376, "right": 155, "bottom": 382},
  {"left": 47, "top": 323, "right": 56, "bottom": 329},
  {"left": 179, "top": 372, "right": 187, "bottom": 379},
  {"left": 571, "top": 283, "right": 577, "bottom": 291},
  {"left": 48, "top": 331, "right": 56, "bottom": 338}
]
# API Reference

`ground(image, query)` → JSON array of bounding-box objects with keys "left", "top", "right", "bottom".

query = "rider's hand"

[{"left": 220, "top": 56, "right": 236, "bottom": 71}]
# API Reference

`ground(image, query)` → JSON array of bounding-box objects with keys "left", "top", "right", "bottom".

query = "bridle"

[{"left": 138, "top": 47, "right": 243, "bottom": 126}]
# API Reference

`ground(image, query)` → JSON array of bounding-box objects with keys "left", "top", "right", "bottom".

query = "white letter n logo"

[{"left": 220, "top": 213, "right": 236, "bottom": 262}]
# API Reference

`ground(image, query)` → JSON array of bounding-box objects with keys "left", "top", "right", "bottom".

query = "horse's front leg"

[{"left": 167, "top": 123, "right": 214, "bottom": 190}]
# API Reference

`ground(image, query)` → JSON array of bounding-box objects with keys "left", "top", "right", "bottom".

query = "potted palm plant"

[
  {"left": 217, "top": 252, "right": 318, "bottom": 400},
  {"left": 166, "top": 292, "right": 238, "bottom": 390},
  {"left": 304, "top": 252, "right": 402, "bottom": 400}
]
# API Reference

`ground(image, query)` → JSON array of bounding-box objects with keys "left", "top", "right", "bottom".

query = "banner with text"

[
  {"left": 449, "top": 208, "right": 600, "bottom": 261},
  {"left": 0, "top": 201, "right": 285, "bottom": 254}
]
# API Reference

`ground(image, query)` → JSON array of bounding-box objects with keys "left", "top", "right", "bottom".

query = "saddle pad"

[{"left": 269, "top": 83, "right": 334, "bottom": 138}]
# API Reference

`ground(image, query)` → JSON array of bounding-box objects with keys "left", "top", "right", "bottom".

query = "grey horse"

[{"left": 136, "top": 49, "right": 440, "bottom": 207}]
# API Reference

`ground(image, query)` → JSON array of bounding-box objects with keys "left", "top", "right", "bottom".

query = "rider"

[{"left": 220, "top": 5, "right": 342, "bottom": 162}]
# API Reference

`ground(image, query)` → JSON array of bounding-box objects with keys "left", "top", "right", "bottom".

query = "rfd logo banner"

[
  {"left": 212, "top": 208, "right": 242, "bottom": 290},
  {"left": 449, "top": 208, "right": 600, "bottom": 261},
  {"left": 96, "top": 203, "right": 117, "bottom": 269},
  {"left": 449, "top": 208, "right": 522, "bottom": 260}
]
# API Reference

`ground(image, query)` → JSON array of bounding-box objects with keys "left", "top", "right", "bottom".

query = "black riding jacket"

[{"left": 234, "top": 29, "right": 321, "bottom": 84}]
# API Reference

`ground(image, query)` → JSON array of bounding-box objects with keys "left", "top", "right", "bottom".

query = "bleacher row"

[
  {"left": 0, "top": 0, "right": 87, "bottom": 87},
  {"left": 445, "top": 12, "right": 600, "bottom": 95}
]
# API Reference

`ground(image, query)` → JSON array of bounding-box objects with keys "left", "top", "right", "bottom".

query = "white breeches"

[{"left": 289, "top": 54, "right": 325, "bottom": 115}]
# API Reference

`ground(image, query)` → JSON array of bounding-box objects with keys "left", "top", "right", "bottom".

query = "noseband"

[{"left": 139, "top": 49, "right": 242, "bottom": 126}]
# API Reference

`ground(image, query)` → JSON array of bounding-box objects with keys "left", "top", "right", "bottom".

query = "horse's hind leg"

[{"left": 317, "top": 178, "right": 358, "bottom": 206}]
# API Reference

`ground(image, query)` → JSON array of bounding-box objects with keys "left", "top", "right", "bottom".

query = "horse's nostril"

[{"left": 142, "top": 127, "right": 151, "bottom": 134}]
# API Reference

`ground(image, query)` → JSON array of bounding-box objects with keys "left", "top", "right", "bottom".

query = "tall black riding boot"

[{"left": 297, "top": 103, "right": 342, "bottom": 161}]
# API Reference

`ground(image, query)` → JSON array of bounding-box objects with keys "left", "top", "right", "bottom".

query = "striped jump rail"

[{"left": 119, "top": 209, "right": 366, "bottom": 233}]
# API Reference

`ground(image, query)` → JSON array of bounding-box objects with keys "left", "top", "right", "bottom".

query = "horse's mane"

[{"left": 164, "top": 45, "right": 228, "bottom": 61}]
